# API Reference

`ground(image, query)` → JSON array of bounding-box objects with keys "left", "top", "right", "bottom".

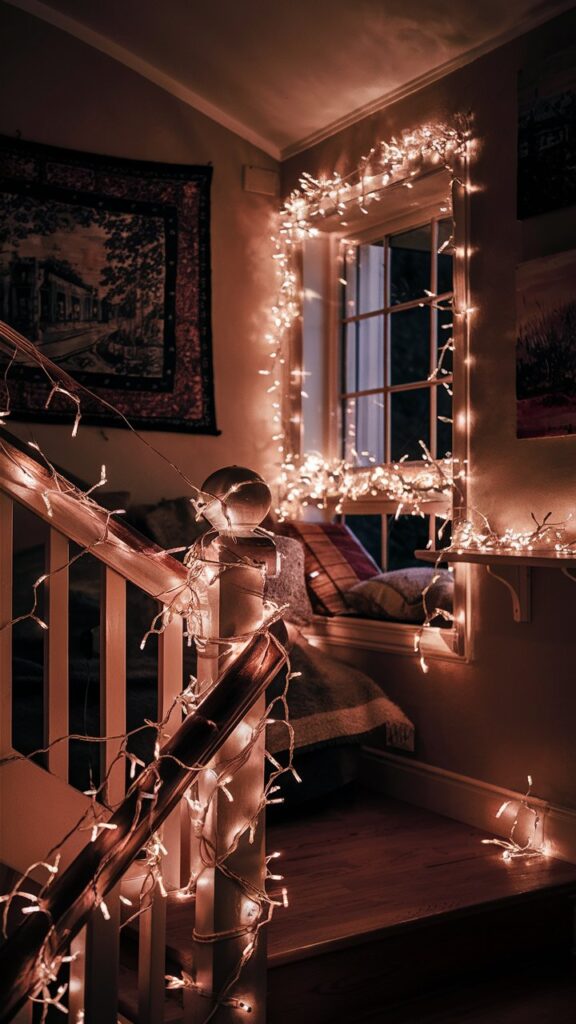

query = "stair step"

[
  {"left": 265, "top": 791, "right": 576, "bottom": 1022},
  {"left": 352, "top": 962, "right": 576, "bottom": 1024},
  {"left": 159, "top": 789, "right": 576, "bottom": 1022}
]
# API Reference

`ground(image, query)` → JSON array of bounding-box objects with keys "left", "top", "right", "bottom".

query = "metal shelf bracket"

[{"left": 486, "top": 564, "right": 531, "bottom": 623}]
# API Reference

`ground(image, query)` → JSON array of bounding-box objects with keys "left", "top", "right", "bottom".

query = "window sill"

[{"left": 302, "top": 614, "right": 463, "bottom": 660}]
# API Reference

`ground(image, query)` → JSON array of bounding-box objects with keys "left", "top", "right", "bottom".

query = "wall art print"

[
  {"left": 0, "top": 135, "right": 217, "bottom": 433},
  {"left": 518, "top": 46, "right": 576, "bottom": 219},
  {"left": 516, "top": 249, "right": 576, "bottom": 439}
]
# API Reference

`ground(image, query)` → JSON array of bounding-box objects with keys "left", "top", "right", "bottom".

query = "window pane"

[
  {"left": 387, "top": 514, "right": 430, "bottom": 571},
  {"left": 344, "top": 315, "right": 384, "bottom": 393},
  {"left": 436, "top": 307, "right": 453, "bottom": 377},
  {"left": 390, "top": 306, "right": 430, "bottom": 385},
  {"left": 342, "top": 245, "right": 358, "bottom": 318},
  {"left": 342, "top": 240, "right": 385, "bottom": 317},
  {"left": 436, "top": 383, "right": 452, "bottom": 458},
  {"left": 390, "top": 388, "right": 430, "bottom": 461},
  {"left": 345, "top": 514, "right": 382, "bottom": 568},
  {"left": 437, "top": 218, "right": 454, "bottom": 295},
  {"left": 389, "top": 224, "right": 431, "bottom": 306},
  {"left": 343, "top": 393, "right": 385, "bottom": 465},
  {"left": 358, "top": 240, "right": 385, "bottom": 314}
]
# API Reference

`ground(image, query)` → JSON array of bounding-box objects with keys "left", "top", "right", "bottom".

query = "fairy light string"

[
  {"left": 263, "top": 119, "right": 477, "bottom": 683},
  {"left": 262, "top": 118, "right": 473, "bottom": 502},
  {"left": 0, "top": 331, "right": 296, "bottom": 1021},
  {"left": 0, "top": 591, "right": 295, "bottom": 1021},
  {"left": 482, "top": 775, "right": 547, "bottom": 861},
  {"left": 0, "top": 115, "right": 560, "bottom": 1020},
  {"left": 264, "top": 118, "right": 576, "bottom": 684}
]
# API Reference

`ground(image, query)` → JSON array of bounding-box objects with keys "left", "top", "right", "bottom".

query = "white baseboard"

[{"left": 362, "top": 747, "right": 576, "bottom": 865}]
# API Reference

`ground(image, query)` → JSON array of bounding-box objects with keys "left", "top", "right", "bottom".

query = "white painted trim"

[
  {"left": 4, "top": 0, "right": 282, "bottom": 159},
  {"left": 303, "top": 614, "right": 461, "bottom": 660},
  {"left": 282, "top": 0, "right": 576, "bottom": 159},
  {"left": 6, "top": 0, "right": 574, "bottom": 163},
  {"left": 362, "top": 748, "right": 576, "bottom": 865}
]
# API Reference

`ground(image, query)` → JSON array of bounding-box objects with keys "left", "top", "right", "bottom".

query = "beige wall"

[
  {"left": 283, "top": 7, "right": 576, "bottom": 808},
  {"left": 0, "top": 2, "right": 279, "bottom": 503},
  {"left": 3, "top": 1, "right": 576, "bottom": 809}
]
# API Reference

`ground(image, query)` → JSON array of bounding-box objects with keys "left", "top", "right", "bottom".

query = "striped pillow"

[{"left": 279, "top": 522, "right": 380, "bottom": 615}]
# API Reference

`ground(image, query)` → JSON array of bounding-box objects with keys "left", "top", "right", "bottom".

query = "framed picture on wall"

[
  {"left": 0, "top": 135, "right": 218, "bottom": 433},
  {"left": 518, "top": 46, "right": 576, "bottom": 219},
  {"left": 516, "top": 249, "right": 576, "bottom": 439}
]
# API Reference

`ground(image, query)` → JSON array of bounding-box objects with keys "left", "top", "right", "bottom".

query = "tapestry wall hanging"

[
  {"left": 518, "top": 46, "right": 576, "bottom": 219},
  {"left": 516, "top": 249, "right": 576, "bottom": 439},
  {"left": 0, "top": 135, "right": 217, "bottom": 433}
]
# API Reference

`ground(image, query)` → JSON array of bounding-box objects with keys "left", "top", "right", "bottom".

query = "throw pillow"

[
  {"left": 346, "top": 567, "right": 453, "bottom": 623},
  {"left": 278, "top": 521, "right": 380, "bottom": 615}
]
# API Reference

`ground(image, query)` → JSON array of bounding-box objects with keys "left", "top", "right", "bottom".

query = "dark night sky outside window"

[{"left": 341, "top": 217, "right": 453, "bottom": 572}]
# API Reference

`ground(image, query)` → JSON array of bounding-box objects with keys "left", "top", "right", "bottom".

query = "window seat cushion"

[{"left": 345, "top": 567, "right": 453, "bottom": 623}]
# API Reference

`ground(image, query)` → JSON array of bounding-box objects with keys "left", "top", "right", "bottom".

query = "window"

[
  {"left": 344, "top": 510, "right": 452, "bottom": 573},
  {"left": 338, "top": 214, "right": 454, "bottom": 578},
  {"left": 299, "top": 180, "right": 468, "bottom": 658},
  {"left": 340, "top": 216, "right": 453, "bottom": 467}
]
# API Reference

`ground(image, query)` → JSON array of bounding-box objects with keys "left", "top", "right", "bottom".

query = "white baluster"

[
  {"left": 101, "top": 566, "right": 127, "bottom": 806},
  {"left": 0, "top": 492, "right": 13, "bottom": 759},
  {"left": 11, "top": 1000, "right": 32, "bottom": 1023},
  {"left": 77, "top": 565, "right": 127, "bottom": 1024},
  {"left": 136, "top": 610, "right": 183, "bottom": 1024},
  {"left": 45, "top": 528, "right": 69, "bottom": 779}
]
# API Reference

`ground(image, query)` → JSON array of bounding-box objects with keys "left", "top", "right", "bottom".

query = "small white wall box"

[{"left": 243, "top": 165, "right": 280, "bottom": 196}]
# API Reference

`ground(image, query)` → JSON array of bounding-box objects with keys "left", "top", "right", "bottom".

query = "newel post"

[{"left": 187, "top": 466, "right": 278, "bottom": 1024}]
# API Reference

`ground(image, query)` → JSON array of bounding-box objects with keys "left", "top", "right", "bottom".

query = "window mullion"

[
  {"left": 430, "top": 218, "right": 439, "bottom": 460},
  {"left": 381, "top": 514, "right": 388, "bottom": 572},
  {"left": 384, "top": 235, "right": 391, "bottom": 464}
]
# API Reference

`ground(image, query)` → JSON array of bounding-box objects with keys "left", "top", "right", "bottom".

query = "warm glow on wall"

[{"left": 262, "top": 119, "right": 474, "bottom": 517}]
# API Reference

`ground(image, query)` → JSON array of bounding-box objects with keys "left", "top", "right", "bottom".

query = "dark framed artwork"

[
  {"left": 0, "top": 136, "right": 218, "bottom": 433},
  {"left": 516, "top": 250, "right": 576, "bottom": 439},
  {"left": 518, "top": 47, "right": 576, "bottom": 220}
]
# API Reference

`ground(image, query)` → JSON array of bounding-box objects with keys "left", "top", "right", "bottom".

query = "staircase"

[
  {"left": 113, "top": 787, "right": 576, "bottom": 1024},
  {"left": 1, "top": 320, "right": 575, "bottom": 1024},
  {"left": 0, "top": 318, "right": 287, "bottom": 1024}
]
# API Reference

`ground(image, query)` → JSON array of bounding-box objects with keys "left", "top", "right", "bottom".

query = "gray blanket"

[{"left": 266, "top": 624, "right": 414, "bottom": 755}]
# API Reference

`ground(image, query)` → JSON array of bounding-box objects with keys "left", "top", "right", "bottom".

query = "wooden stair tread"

[
  {"left": 163, "top": 789, "right": 576, "bottom": 969},
  {"left": 352, "top": 964, "right": 576, "bottom": 1023}
]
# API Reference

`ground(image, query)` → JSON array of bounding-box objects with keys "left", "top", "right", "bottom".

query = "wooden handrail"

[
  {"left": 0, "top": 622, "right": 288, "bottom": 1024},
  {"left": 0, "top": 428, "right": 188, "bottom": 602}
]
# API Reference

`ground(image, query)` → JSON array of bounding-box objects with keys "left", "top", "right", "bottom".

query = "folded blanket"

[{"left": 266, "top": 625, "right": 414, "bottom": 755}]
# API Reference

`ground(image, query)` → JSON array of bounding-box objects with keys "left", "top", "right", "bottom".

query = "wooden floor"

[
  {"left": 358, "top": 966, "right": 576, "bottom": 1023},
  {"left": 165, "top": 785, "right": 576, "bottom": 967},
  {"left": 267, "top": 786, "right": 576, "bottom": 963},
  {"left": 160, "top": 786, "right": 576, "bottom": 1022},
  {"left": 5, "top": 787, "right": 576, "bottom": 1022}
]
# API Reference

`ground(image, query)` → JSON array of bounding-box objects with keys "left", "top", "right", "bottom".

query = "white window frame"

[
  {"left": 339, "top": 212, "right": 453, "bottom": 469},
  {"left": 299, "top": 169, "right": 471, "bottom": 662}
]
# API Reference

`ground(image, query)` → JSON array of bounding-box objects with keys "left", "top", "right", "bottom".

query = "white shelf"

[{"left": 416, "top": 548, "right": 576, "bottom": 622}]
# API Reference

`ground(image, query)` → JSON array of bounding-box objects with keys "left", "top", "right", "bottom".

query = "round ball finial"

[{"left": 201, "top": 466, "right": 271, "bottom": 533}]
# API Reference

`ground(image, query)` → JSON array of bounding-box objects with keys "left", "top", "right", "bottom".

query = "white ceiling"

[{"left": 5, "top": 0, "right": 575, "bottom": 158}]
